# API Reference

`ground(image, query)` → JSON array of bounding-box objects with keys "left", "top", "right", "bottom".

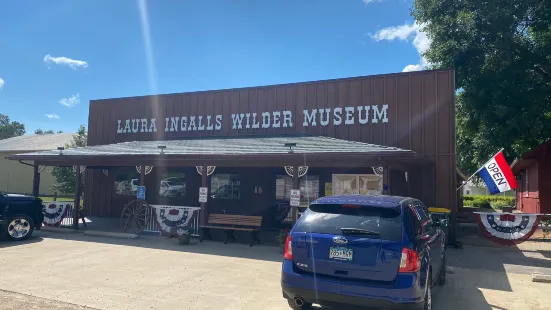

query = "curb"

[
  {"left": 40, "top": 226, "right": 82, "bottom": 233},
  {"left": 83, "top": 230, "right": 138, "bottom": 239},
  {"left": 532, "top": 274, "right": 551, "bottom": 283}
]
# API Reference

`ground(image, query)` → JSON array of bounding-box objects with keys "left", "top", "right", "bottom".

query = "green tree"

[
  {"left": 412, "top": 0, "right": 551, "bottom": 174},
  {"left": 0, "top": 114, "right": 25, "bottom": 140},
  {"left": 34, "top": 129, "right": 55, "bottom": 134},
  {"left": 51, "top": 125, "right": 87, "bottom": 195}
]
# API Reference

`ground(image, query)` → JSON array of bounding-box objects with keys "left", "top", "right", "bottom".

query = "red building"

[{"left": 511, "top": 140, "right": 551, "bottom": 214}]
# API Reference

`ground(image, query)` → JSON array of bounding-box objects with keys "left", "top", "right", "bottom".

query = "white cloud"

[
  {"left": 403, "top": 64, "right": 423, "bottom": 72},
  {"left": 371, "top": 24, "right": 418, "bottom": 41},
  {"left": 43, "top": 54, "right": 88, "bottom": 70},
  {"left": 45, "top": 113, "right": 60, "bottom": 119},
  {"left": 371, "top": 23, "right": 431, "bottom": 70},
  {"left": 362, "top": 0, "right": 381, "bottom": 4},
  {"left": 59, "top": 93, "right": 80, "bottom": 107},
  {"left": 0, "top": 77, "right": 4, "bottom": 89}
]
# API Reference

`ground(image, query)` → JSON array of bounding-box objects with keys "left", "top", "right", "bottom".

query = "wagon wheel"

[{"left": 120, "top": 200, "right": 149, "bottom": 234}]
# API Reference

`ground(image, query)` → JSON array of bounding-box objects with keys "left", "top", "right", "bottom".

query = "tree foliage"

[
  {"left": 411, "top": 0, "right": 551, "bottom": 174},
  {"left": 51, "top": 125, "right": 87, "bottom": 195},
  {"left": 0, "top": 114, "right": 25, "bottom": 140},
  {"left": 34, "top": 129, "right": 55, "bottom": 134}
]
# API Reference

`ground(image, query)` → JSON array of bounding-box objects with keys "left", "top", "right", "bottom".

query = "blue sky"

[{"left": 0, "top": 0, "right": 428, "bottom": 134}]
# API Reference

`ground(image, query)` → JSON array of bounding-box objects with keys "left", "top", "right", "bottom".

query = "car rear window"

[{"left": 293, "top": 204, "right": 402, "bottom": 242}]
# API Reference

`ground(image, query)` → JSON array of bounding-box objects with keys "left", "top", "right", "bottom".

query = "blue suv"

[{"left": 281, "top": 195, "right": 446, "bottom": 310}]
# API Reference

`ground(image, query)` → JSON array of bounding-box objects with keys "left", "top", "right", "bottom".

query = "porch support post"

[
  {"left": 200, "top": 164, "right": 208, "bottom": 226},
  {"left": 32, "top": 163, "right": 40, "bottom": 197},
  {"left": 73, "top": 165, "right": 82, "bottom": 230},
  {"left": 383, "top": 164, "right": 390, "bottom": 195},
  {"left": 292, "top": 165, "right": 299, "bottom": 224},
  {"left": 139, "top": 166, "right": 146, "bottom": 186}
]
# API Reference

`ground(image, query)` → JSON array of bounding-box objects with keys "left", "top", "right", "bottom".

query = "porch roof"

[{"left": 9, "top": 135, "right": 431, "bottom": 168}]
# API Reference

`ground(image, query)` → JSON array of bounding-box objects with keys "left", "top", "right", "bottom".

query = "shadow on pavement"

[
  {"left": 451, "top": 222, "right": 551, "bottom": 290},
  {"left": 0, "top": 235, "right": 43, "bottom": 248},
  {"left": 538, "top": 250, "right": 551, "bottom": 258},
  {"left": 30, "top": 230, "right": 284, "bottom": 263}
]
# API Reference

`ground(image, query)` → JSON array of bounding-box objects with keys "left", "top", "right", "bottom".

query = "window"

[
  {"left": 158, "top": 172, "right": 186, "bottom": 197},
  {"left": 332, "top": 174, "right": 382, "bottom": 195},
  {"left": 210, "top": 174, "right": 240, "bottom": 200},
  {"left": 294, "top": 204, "right": 402, "bottom": 242},
  {"left": 408, "top": 203, "right": 433, "bottom": 235},
  {"left": 114, "top": 169, "right": 140, "bottom": 196},
  {"left": 276, "top": 175, "right": 319, "bottom": 203}
]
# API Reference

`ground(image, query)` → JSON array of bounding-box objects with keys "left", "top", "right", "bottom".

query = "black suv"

[{"left": 0, "top": 193, "right": 44, "bottom": 241}]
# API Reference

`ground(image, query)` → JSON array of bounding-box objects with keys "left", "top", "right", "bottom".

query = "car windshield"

[{"left": 293, "top": 204, "right": 402, "bottom": 242}]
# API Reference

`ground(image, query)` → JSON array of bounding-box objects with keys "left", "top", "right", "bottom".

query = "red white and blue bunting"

[
  {"left": 151, "top": 205, "right": 201, "bottom": 234},
  {"left": 42, "top": 202, "right": 72, "bottom": 227},
  {"left": 473, "top": 212, "right": 544, "bottom": 246}
]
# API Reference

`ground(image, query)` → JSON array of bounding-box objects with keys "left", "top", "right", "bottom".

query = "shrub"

[
  {"left": 490, "top": 200, "right": 511, "bottom": 210},
  {"left": 470, "top": 200, "right": 492, "bottom": 209},
  {"left": 463, "top": 194, "right": 515, "bottom": 210}
]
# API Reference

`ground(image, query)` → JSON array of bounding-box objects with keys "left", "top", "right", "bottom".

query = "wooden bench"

[{"left": 199, "top": 214, "right": 262, "bottom": 246}]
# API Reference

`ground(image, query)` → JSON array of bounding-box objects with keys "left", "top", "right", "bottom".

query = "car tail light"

[
  {"left": 283, "top": 235, "right": 293, "bottom": 260},
  {"left": 399, "top": 248, "right": 419, "bottom": 272}
]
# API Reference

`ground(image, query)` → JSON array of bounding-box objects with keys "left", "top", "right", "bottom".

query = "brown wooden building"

[
  {"left": 10, "top": 69, "right": 457, "bottom": 229},
  {"left": 511, "top": 139, "right": 551, "bottom": 214}
]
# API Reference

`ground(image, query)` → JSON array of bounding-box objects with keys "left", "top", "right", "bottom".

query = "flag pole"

[{"left": 456, "top": 148, "right": 505, "bottom": 191}]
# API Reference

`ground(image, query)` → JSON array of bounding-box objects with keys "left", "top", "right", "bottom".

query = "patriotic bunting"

[
  {"left": 473, "top": 212, "right": 545, "bottom": 246},
  {"left": 151, "top": 205, "right": 201, "bottom": 234},
  {"left": 42, "top": 202, "right": 71, "bottom": 227}
]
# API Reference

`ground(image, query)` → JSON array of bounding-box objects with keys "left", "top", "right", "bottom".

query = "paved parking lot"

[{"left": 1, "top": 231, "right": 551, "bottom": 310}]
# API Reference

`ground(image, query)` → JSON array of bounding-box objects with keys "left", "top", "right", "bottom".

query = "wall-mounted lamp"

[
  {"left": 158, "top": 145, "right": 166, "bottom": 154},
  {"left": 57, "top": 147, "right": 64, "bottom": 155},
  {"left": 284, "top": 143, "right": 297, "bottom": 153}
]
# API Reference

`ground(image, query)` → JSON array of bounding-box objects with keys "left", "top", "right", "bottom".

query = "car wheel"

[
  {"left": 4, "top": 214, "right": 35, "bottom": 241},
  {"left": 424, "top": 274, "right": 432, "bottom": 310},
  {"left": 437, "top": 255, "right": 447, "bottom": 286},
  {"left": 286, "top": 298, "right": 312, "bottom": 310}
]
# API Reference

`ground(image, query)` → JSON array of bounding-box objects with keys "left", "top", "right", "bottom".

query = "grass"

[{"left": 40, "top": 197, "right": 73, "bottom": 202}]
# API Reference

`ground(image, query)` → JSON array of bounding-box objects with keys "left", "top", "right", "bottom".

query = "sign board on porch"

[
  {"left": 137, "top": 186, "right": 146, "bottom": 200},
  {"left": 325, "top": 182, "right": 333, "bottom": 196},
  {"left": 199, "top": 187, "right": 208, "bottom": 203},
  {"left": 290, "top": 189, "right": 301, "bottom": 207}
]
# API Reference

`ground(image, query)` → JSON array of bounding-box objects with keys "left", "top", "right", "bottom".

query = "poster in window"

[
  {"left": 332, "top": 175, "right": 358, "bottom": 195},
  {"left": 325, "top": 182, "right": 332, "bottom": 196},
  {"left": 359, "top": 175, "right": 383, "bottom": 195},
  {"left": 332, "top": 174, "right": 382, "bottom": 196}
]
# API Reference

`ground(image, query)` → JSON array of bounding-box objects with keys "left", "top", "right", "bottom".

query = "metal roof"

[
  {"left": 13, "top": 136, "right": 412, "bottom": 157},
  {"left": 8, "top": 136, "right": 431, "bottom": 168},
  {"left": 0, "top": 133, "right": 74, "bottom": 152}
]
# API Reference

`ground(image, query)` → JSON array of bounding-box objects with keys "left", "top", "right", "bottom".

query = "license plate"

[{"left": 329, "top": 247, "right": 353, "bottom": 261}]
